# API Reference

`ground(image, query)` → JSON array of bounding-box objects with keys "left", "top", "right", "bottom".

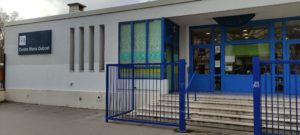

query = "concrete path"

[{"left": 0, "top": 102, "right": 251, "bottom": 135}]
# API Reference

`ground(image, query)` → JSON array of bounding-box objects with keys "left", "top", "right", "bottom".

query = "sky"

[{"left": 0, "top": 0, "right": 152, "bottom": 20}]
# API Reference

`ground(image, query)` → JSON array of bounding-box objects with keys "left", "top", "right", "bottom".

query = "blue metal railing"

[
  {"left": 106, "top": 60, "right": 186, "bottom": 132},
  {"left": 186, "top": 71, "right": 197, "bottom": 119},
  {"left": 253, "top": 57, "right": 300, "bottom": 135}
]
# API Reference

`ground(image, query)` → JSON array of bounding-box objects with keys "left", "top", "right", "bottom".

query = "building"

[{"left": 3, "top": 0, "right": 300, "bottom": 109}]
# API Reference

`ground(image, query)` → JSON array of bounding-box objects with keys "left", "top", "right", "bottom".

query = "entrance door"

[{"left": 190, "top": 47, "right": 214, "bottom": 92}]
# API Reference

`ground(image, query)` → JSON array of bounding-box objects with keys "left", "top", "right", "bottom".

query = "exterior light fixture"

[{"left": 206, "top": 32, "right": 211, "bottom": 35}]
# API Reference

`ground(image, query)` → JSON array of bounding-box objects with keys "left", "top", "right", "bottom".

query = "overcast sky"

[{"left": 0, "top": 0, "right": 153, "bottom": 20}]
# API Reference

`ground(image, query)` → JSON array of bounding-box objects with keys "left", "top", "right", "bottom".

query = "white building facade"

[{"left": 4, "top": 0, "right": 300, "bottom": 109}]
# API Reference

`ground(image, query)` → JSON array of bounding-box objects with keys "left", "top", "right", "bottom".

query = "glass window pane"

[
  {"left": 134, "top": 22, "right": 146, "bottom": 63},
  {"left": 275, "top": 77, "right": 284, "bottom": 92},
  {"left": 275, "top": 22, "right": 282, "bottom": 40},
  {"left": 225, "top": 43, "right": 270, "bottom": 74},
  {"left": 148, "top": 20, "right": 162, "bottom": 63},
  {"left": 289, "top": 44, "right": 300, "bottom": 74},
  {"left": 286, "top": 20, "right": 300, "bottom": 39},
  {"left": 275, "top": 42, "right": 283, "bottom": 74},
  {"left": 194, "top": 48, "right": 210, "bottom": 74},
  {"left": 191, "top": 28, "right": 212, "bottom": 45},
  {"left": 214, "top": 27, "right": 221, "bottom": 45},
  {"left": 119, "top": 24, "right": 132, "bottom": 64},
  {"left": 227, "top": 25, "right": 268, "bottom": 41}
]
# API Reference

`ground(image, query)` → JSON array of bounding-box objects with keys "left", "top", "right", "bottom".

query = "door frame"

[{"left": 189, "top": 26, "right": 216, "bottom": 92}]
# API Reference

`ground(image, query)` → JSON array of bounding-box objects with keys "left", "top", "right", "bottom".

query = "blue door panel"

[
  {"left": 190, "top": 75, "right": 211, "bottom": 92},
  {"left": 288, "top": 75, "right": 300, "bottom": 95}
]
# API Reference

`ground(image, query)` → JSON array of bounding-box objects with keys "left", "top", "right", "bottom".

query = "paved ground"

[{"left": 0, "top": 102, "right": 251, "bottom": 135}]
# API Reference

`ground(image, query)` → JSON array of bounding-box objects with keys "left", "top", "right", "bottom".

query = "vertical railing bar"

[
  {"left": 295, "top": 64, "right": 299, "bottom": 135},
  {"left": 141, "top": 65, "right": 144, "bottom": 121},
  {"left": 138, "top": 65, "right": 140, "bottom": 118},
  {"left": 159, "top": 64, "right": 162, "bottom": 123},
  {"left": 122, "top": 66, "right": 125, "bottom": 119},
  {"left": 179, "top": 59, "right": 186, "bottom": 132},
  {"left": 253, "top": 57, "right": 262, "bottom": 135},
  {"left": 132, "top": 64, "right": 135, "bottom": 119},
  {"left": 121, "top": 66, "right": 124, "bottom": 119},
  {"left": 283, "top": 65, "right": 286, "bottom": 135},
  {"left": 271, "top": 64, "right": 274, "bottom": 135},
  {"left": 105, "top": 65, "right": 109, "bottom": 122},
  {"left": 118, "top": 67, "right": 121, "bottom": 119},
  {"left": 137, "top": 65, "right": 139, "bottom": 119},
  {"left": 275, "top": 65, "right": 280, "bottom": 135},
  {"left": 125, "top": 66, "right": 128, "bottom": 119},
  {"left": 148, "top": 64, "right": 151, "bottom": 122},
  {"left": 117, "top": 67, "right": 119, "bottom": 118},
  {"left": 264, "top": 64, "right": 268, "bottom": 134},
  {"left": 112, "top": 67, "right": 116, "bottom": 117},
  {"left": 152, "top": 64, "right": 155, "bottom": 122},
  {"left": 289, "top": 64, "right": 292, "bottom": 135},
  {"left": 142, "top": 65, "right": 144, "bottom": 119},
  {"left": 155, "top": 64, "right": 158, "bottom": 123},
  {"left": 162, "top": 65, "right": 166, "bottom": 124}
]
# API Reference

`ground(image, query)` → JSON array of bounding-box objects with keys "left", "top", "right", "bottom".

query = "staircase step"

[
  {"left": 159, "top": 100, "right": 300, "bottom": 110},
  {"left": 137, "top": 107, "right": 299, "bottom": 125}
]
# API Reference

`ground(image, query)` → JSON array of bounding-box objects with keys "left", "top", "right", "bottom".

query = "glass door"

[
  {"left": 189, "top": 27, "right": 214, "bottom": 92},
  {"left": 190, "top": 47, "right": 213, "bottom": 92}
]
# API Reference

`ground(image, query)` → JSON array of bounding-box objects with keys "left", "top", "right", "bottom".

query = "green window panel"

[
  {"left": 134, "top": 22, "right": 146, "bottom": 63},
  {"left": 119, "top": 24, "right": 132, "bottom": 64},
  {"left": 225, "top": 43, "right": 270, "bottom": 74},
  {"left": 148, "top": 20, "right": 162, "bottom": 63}
]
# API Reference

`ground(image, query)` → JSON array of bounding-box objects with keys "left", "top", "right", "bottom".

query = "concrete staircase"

[{"left": 134, "top": 93, "right": 300, "bottom": 134}]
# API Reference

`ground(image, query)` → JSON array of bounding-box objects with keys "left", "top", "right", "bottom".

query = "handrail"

[{"left": 186, "top": 71, "right": 197, "bottom": 119}]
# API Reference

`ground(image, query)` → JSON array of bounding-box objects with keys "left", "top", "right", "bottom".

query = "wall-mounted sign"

[{"left": 18, "top": 30, "right": 52, "bottom": 55}]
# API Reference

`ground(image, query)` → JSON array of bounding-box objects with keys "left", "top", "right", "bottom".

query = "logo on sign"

[{"left": 19, "top": 35, "right": 26, "bottom": 46}]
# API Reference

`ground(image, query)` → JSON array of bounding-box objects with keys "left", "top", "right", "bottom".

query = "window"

[
  {"left": 227, "top": 25, "right": 268, "bottom": 41},
  {"left": 194, "top": 48, "right": 210, "bottom": 74},
  {"left": 191, "top": 28, "right": 212, "bottom": 45},
  {"left": 289, "top": 44, "right": 300, "bottom": 74},
  {"left": 69, "top": 28, "right": 75, "bottom": 71},
  {"left": 99, "top": 25, "right": 105, "bottom": 71},
  {"left": 119, "top": 19, "right": 162, "bottom": 64},
  {"left": 89, "top": 26, "right": 95, "bottom": 71},
  {"left": 275, "top": 42, "right": 283, "bottom": 74},
  {"left": 119, "top": 23, "right": 132, "bottom": 64},
  {"left": 134, "top": 22, "right": 146, "bottom": 63},
  {"left": 79, "top": 27, "right": 84, "bottom": 71},
  {"left": 286, "top": 20, "right": 300, "bottom": 39},
  {"left": 148, "top": 20, "right": 162, "bottom": 63},
  {"left": 225, "top": 43, "right": 270, "bottom": 74},
  {"left": 275, "top": 22, "right": 282, "bottom": 40}
]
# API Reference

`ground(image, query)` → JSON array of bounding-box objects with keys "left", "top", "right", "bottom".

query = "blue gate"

[
  {"left": 105, "top": 60, "right": 187, "bottom": 132},
  {"left": 253, "top": 57, "right": 300, "bottom": 135}
]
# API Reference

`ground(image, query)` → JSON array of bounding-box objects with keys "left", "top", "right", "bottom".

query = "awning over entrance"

[{"left": 168, "top": 2, "right": 300, "bottom": 26}]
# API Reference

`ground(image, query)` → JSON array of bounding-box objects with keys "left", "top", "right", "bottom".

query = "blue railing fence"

[
  {"left": 253, "top": 57, "right": 300, "bottom": 135},
  {"left": 106, "top": 60, "right": 187, "bottom": 132}
]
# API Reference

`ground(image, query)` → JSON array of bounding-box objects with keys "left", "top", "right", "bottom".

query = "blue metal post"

[
  {"left": 253, "top": 57, "right": 261, "bottom": 135},
  {"left": 105, "top": 64, "right": 110, "bottom": 122},
  {"left": 179, "top": 59, "right": 186, "bottom": 132}
]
